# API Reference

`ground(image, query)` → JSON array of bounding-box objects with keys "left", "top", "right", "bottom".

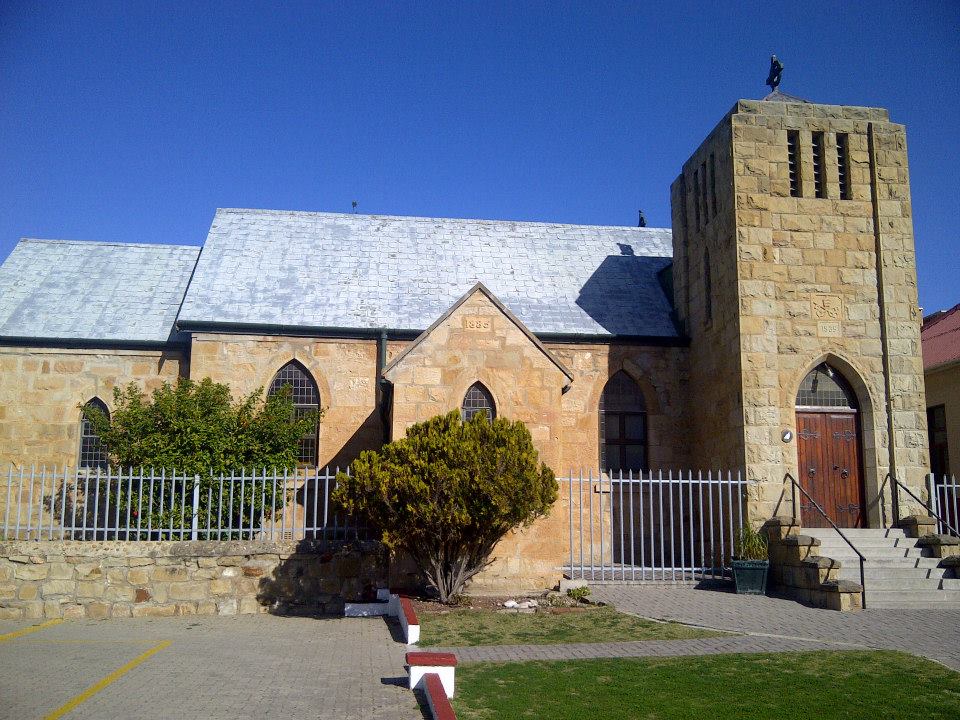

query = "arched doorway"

[{"left": 795, "top": 363, "right": 865, "bottom": 528}]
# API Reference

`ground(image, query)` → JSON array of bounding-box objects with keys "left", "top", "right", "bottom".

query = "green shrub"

[
  {"left": 80, "top": 377, "right": 321, "bottom": 535},
  {"left": 566, "top": 586, "right": 591, "bottom": 603},
  {"left": 333, "top": 410, "right": 558, "bottom": 603}
]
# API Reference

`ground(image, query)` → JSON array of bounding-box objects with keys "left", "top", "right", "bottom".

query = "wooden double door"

[{"left": 796, "top": 411, "right": 865, "bottom": 528}]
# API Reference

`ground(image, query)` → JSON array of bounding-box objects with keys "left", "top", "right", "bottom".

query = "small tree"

[
  {"left": 81, "top": 377, "right": 320, "bottom": 536},
  {"left": 333, "top": 410, "right": 557, "bottom": 602}
]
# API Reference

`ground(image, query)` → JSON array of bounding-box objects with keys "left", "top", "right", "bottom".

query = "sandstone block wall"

[
  {"left": 0, "top": 539, "right": 386, "bottom": 620},
  {"left": 189, "top": 334, "right": 384, "bottom": 469},
  {"left": 0, "top": 346, "right": 186, "bottom": 472}
]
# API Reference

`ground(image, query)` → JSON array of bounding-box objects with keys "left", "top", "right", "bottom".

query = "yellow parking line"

[
  {"left": 44, "top": 640, "right": 171, "bottom": 720},
  {"left": 0, "top": 618, "right": 62, "bottom": 643}
]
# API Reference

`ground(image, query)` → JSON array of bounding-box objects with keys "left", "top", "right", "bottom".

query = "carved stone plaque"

[
  {"left": 463, "top": 316, "right": 492, "bottom": 331},
  {"left": 811, "top": 295, "right": 842, "bottom": 321},
  {"left": 817, "top": 321, "right": 841, "bottom": 337}
]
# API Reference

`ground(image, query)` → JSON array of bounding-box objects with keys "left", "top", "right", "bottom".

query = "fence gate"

[{"left": 565, "top": 469, "right": 750, "bottom": 583}]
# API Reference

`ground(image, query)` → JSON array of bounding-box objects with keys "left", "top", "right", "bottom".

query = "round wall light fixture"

[{"left": 781, "top": 429, "right": 794, "bottom": 443}]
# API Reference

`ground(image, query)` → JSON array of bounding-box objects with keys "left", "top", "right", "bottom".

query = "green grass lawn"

[
  {"left": 417, "top": 605, "right": 722, "bottom": 647},
  {"left": 452, "top": 650, "right": 960, "bottom": 720}
]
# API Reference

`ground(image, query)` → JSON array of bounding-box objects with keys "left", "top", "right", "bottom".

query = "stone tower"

[{"left": 670, "top": 94, "right": 928, "bottom": 527}]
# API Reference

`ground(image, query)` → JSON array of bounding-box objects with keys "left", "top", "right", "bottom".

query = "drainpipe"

[
  {"left": 376, "top": 329, "right": 391, "bottom": 443},
  {"left": 868, "top": 123, "right": 899, "bottom": 525}
]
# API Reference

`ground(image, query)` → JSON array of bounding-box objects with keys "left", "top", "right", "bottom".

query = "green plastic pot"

[{"left": 732, "top": 559, "right": 769, "bottom": 595}]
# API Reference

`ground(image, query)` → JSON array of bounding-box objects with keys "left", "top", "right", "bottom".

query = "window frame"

[
  {"left": 268, "top": 360, "right": 321, "bottom": 466},
  {"left": 78, "top": 398, "right": 111, "bottom": 471},
  {"left": 599, "top": 371, "right": 649, "bottom": 473},
  {"left": 461, "top": 382, "right": 496, "bottom": 422}
]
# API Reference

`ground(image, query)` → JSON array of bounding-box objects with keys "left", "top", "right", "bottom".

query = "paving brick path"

[
  {"left": 593, "top": 586, "right": 960, "bottom": 670},
  {"left": 0, "top": 615, "right": 425, "bottom": 720}
]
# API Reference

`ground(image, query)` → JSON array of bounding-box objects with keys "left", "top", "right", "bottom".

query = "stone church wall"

[
  {"left": 0, "top": 346, "right": 186, "bottom": 470},
  {"left": 188, "top": 333, "right": 384, "bottom": 469}
]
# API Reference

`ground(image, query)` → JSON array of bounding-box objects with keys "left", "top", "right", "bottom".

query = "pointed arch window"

[
  {"left": 461, "top": 382, "right": 495, "bottom": 422},
  {"left": 599, "top": 371, "right": 648, "bottom": 472},
  {"left": 268, "top": 361, "right": 320, "bottom": 465},
  {"left": 796, "top": 363, "right": 858, "bottom": 410},
  {"left": 79, "top": 398, "right": 110, "bottom": 470}
]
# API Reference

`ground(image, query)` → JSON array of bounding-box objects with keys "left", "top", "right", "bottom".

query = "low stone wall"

[
  {"left": 0, "top": 539, "right": 388, "bottom": 620},
  {"left": 762, "top": 517, "right": 863, "bottom": 612}
]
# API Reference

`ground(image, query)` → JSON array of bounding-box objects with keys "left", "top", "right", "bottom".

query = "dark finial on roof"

[
  {"left": 638, "top": 210, "right": 647, "bottom": 228},
  {"left": 766, "top": 55, "right": 784, "bottom": 91},
  {"left": 351, "top": 200, "right": 358, "bottom": 214}
]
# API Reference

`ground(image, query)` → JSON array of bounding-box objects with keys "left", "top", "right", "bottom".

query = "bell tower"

[{"left": 670, "top": 86, "right": 928, "bottom": 525}]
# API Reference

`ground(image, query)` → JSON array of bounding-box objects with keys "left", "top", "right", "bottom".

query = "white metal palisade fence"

[
  {"left": 565, "top": 469, "right": 754, "bottom": 583},
  {"left": 1, "top": 465, "right": 368, "bottom": 545},
  {"left": 928, "top": 473, "right": 960, "bottom": 537}
]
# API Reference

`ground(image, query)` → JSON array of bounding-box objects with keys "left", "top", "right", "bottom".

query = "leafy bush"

[
  {"left": 333, "top": 410, "right": 558, "bottom": 603},
  {"left": 80, "top": 377, "right": 321, "bottom": 535}
]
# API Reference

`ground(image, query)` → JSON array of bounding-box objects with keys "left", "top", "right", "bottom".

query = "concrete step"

[
  {"left": 835, "top": 576, "right": 949, "bottom": 591},
  {"left": 837, "top": 566, "right": 947, "bottom": 580},
  {"left": 862, "top": 588, "right": 960, "bottom": 602},
  {"left": 806, "top": 528, "right": 905, "bottom": 539},
  {"left": 824, "top": 555, "right": 943, "bottom": 569},
  {"left": 815, "top": 538, "right": 919, "bottom": 550},
  {"left": 819, "top": 546, "right": 930, "bottom": 560},
  {"left": 866, "top": 599, "right": 960, "bottom": 610}
]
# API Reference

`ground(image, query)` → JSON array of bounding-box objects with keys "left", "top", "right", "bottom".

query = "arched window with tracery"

[
  {"left": 599, "top": 371, "right": 648, "bottom": 472},
  {"left": 79, "top": 398, "right": 110, "bottom": 470},
  {"left": 461, "top": 382, "right": 495, "bottom": 422},
  {"left": 268, "top": 361, "right": 320, "bottom": 465}
]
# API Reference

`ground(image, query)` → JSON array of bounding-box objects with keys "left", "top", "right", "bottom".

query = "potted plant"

[{"left": 731, "top": 524, "right": 769, "bottom": 595}]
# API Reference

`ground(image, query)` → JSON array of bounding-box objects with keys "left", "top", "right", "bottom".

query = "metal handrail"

[
  {"left": 881, "top": 472, "right": 960, "bottom": 538},
  {"left": 785, "top": 473, "right": 867, "bottom": 608}
]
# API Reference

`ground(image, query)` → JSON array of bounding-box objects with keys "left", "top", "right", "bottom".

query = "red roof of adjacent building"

[{"left": 922, "top": 303, "right": 960, "bottom": 371}]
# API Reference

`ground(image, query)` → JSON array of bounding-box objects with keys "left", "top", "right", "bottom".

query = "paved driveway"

[
  {"left": 593, "top": 585, "right": 960, "bottom": 670},
  {"left": 0, "top": 615, "right": 425, "bottom": 720}
]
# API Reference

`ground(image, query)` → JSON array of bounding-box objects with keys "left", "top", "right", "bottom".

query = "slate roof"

[
  {"left": 178, "top": 209, "right": 677, "bottom": 338},
  {"left": 0, "top": 239, "right": 200, "bottom": 344},
  {"left": 922, "top": 303, "right": 960, "bottom": 371}
]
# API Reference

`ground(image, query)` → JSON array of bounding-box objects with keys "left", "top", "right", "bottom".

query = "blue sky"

[{"left": 1, "top": 1, "right": 957, "bottom": 312}]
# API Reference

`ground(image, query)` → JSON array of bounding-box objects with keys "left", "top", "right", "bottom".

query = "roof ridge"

[
  {"left": 214, "top": 207, "right": 671, "bottom": 232},
  {"left": 18, "top": 238, "right": 200, "bottom": 252}
]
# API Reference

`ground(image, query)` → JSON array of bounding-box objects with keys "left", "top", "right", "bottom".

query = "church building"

[{"left": 0, "top": 92, "right": 930, "bottom": 588}]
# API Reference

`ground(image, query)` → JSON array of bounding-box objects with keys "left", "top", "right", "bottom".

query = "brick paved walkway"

[
  {"left": 0, "top": 615, "right": 425, "bottom": 720},
  {"left": 593, "top": 586, "right": 960, "bottom": 670}
]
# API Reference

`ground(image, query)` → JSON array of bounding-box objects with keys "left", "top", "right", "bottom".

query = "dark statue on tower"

[{"left": 766, "top": 55, "right": 784, "bottom": 91}]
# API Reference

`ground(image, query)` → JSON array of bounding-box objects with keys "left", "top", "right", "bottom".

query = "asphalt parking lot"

[{"left": 0, "top": 614, "right": 425, "bottom": 720}]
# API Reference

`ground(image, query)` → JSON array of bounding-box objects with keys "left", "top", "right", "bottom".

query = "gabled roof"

[
  {"left": 382, "top": 282, "right": 574, "bottom": 386},
  {"left": 0, "top": 239, "right": 200, "bottom": 345},
  {"left": 922, "top": 303, "right": 960, "bottom": 371},
  {"left": 177, "top": 208, "right": 678, "bottom": 338}
]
